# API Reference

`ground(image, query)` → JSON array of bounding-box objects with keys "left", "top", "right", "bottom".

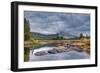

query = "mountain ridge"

[{"left": 31, "top": 31, "right": 77, "bottom": 39}]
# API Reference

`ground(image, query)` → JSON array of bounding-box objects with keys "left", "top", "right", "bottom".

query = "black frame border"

[{"left": 11, "top": 1, "right": 98, "bottom": 72}]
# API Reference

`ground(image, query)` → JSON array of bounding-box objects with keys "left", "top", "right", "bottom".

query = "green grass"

[{"left": 24, "top": 54, "right": 29, "bottom": 62}]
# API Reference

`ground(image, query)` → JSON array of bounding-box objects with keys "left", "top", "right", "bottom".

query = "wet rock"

[
  {"left": 63, "top": 47, "right": 72, "bottom": 52},
  {"left": 71, "top": 47, "right": 83, "bottom": 52},
  {"left": 48, "top": 48, "right": 58, "bottom": 54},
  {"left": 48, "top": 48, "right": 66, "bottom": 54},
  {"left": 34, "top": 45, "right": 83, "bottom": 56},
  {"left": 56, "top": 49, "right": 65, "bottom": 53},
  {"left": 34, "top": 51, "right": 47, "bottom": 56}
]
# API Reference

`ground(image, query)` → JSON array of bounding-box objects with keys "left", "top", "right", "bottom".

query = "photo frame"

[{"left": 11, "top": 1, "right": 98, "bottom": 71}]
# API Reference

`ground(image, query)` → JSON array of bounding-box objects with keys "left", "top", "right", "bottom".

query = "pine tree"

[
  {"left": 24, "top": 18, "right": 30, "bottom": 41},
  {"left": 80, "top": 33, "right": 84, "bottom": 39}
]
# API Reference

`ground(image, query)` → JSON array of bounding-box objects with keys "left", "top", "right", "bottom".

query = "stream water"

[{"left": 29, "top": 46, "right": 90, "bottom": 61}]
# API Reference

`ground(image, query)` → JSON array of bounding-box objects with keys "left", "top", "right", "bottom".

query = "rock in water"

[
  {"left": 34, "top": 51, "right": 47, "bottom": 56},
  {"left": 48, "top": 48, "right": 58, "bottom": 54},
  {"left": 72, "top": 47, "right": 83, "bottom": 52},
  {"left": 56, "top": 49, "right": 65, "bottom": 53},
  {"left": 48, "top": 48, "right": 65, "bottom": 54}
]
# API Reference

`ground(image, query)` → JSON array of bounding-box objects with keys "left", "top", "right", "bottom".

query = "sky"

[{"left": 24, "top": 11, "right": 90, "bottom": 37}]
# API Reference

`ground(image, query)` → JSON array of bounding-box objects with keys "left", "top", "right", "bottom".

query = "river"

[{"left": 28, "top": 46, "right": 90, "bottom": 61}]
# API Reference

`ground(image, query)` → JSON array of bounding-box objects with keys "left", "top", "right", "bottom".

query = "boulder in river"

[
  {"left": 72, "top": 47, "right": 83, "bottom": 52},
  {"left": 48, "top": 48, "right": 65, "bottom": 54},
  {"left": 56, "top": 48, "right": 66, "bottom": 53},
  {"left": 34, "top": 51, "right": 48, "bottom": 56},
  {"left": 48, "top": 48, "right": 58, "bottom": 54}
]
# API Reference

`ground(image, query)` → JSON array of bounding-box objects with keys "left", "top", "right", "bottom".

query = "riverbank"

[{"left": 24, "top": 38, "right": 90, "bottom": 61}]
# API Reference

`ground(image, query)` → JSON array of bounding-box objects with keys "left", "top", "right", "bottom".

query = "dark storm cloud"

[{"left": 24, "top": 11, "right": 90, "bottom": 36}]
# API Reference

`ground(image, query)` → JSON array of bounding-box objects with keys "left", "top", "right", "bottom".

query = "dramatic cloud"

[{"left": 24, "top": 11, "right": 90, "bottom": 36}]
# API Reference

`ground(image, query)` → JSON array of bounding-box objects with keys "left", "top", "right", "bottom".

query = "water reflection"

[{"left": 28, "top": 46, "right": 90, "bottom": 62}]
